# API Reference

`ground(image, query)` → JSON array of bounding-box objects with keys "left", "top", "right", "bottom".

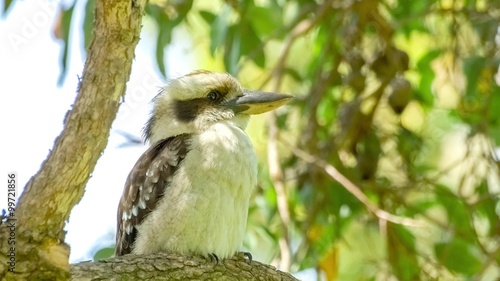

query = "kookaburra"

[{"left": 115, "top": 70, "right": 292, "bottom": 259}]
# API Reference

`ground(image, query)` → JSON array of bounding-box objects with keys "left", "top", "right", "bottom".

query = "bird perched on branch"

[{"left": 115, "top": 70, "right": 292, "bottom": 259}]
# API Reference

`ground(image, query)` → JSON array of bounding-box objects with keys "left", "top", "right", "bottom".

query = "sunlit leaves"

[
  {"left": 200, "top": 2, "right": 268, "bottom": 74},
  {"left": 203, "top": 6, "right": 231, "bottom": 56},
  {"left": 146, "top": 1, "right": 193, "bottom": 77}
]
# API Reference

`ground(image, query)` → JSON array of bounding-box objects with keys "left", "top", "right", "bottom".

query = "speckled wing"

[{"left": 115, "top": 134, "right": 190, "bottom": 256}]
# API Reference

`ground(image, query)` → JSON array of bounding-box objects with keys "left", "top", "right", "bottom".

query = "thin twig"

[
  {"left": 263, "top": 0, "right": 335, "bottom": 271},
  {"left": 285, "top": 140, "right": 427, "bottom": 228},
  {"left": 267, "top": 111, "right": 292, "bottom": 271}
]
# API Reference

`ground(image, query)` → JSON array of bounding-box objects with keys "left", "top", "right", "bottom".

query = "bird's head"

[{"left": 144, "top": 70, "right": 293, "bottom": 143}]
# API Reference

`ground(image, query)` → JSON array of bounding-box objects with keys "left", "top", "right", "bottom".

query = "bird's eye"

[{"left": 207, "top": 90, "right": 221, "bottom": 102}]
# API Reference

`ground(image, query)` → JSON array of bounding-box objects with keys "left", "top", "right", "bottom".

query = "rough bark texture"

[
  {"left": 0, "top": 1, "right": 147, "bottom": 280},
  {"left": 70, "top": 253, "right": 300, "bottom": 281}
]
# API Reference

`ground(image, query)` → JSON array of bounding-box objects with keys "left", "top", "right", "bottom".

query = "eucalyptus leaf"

[{"left": 57, "top": 2, "right": 75, "bottom": 85}]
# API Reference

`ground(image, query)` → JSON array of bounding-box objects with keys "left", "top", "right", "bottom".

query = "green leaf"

[
  {"left": 316, "top": 95, "right": 336, "bottom": 126},
  {"left": 146, "top": 1, "right": 192, "bottom": 77},
  {"left": 224, "top": 25, "right": 240, "bottom": 75},
  {"left": 463, "top": 56, "right": 487, "bottom": 98},
  {"left": 496, "top": 248, "right": 500, "bottom": 266},
  {"left": 390, "top": 0, "right": 431, "bottom": 37},
  {"left": 1, "top": 0, "right": 13, "bottom": 17},
  {"left": 284, "top": 67, "right": 303, "bottom": 82},
  {"left": 410, "top": 197, "right": 438, "bottom": 214},
  {"left": 415, "top": 49, "right": 440, "bottom": 107},
  {"left": 210, "top": 5, "right": 266, "bottom": 70},
  {"left": 199, "top": 10, "right": 216, "bottom": 24},
  {"left": 276, "top": 111, "right": 290, "bottom": 130},
  {"left": 435, "top": 185, "right": 475, "bottom": 238},
  {"left": 247, "top": 4, "right": 282, "bottom": 38},
  {"left": 93, "top": 246, "right": 115, "bottom": 261},
  {"left": 488, "top": 84, "right": 500, "bottom": 144},
  {"left": 329, "top": 180, "right": 363, "bottom": 217},
  {"left": 58, "top": 2, "right": 76, "bottom": 86},
  {"left": 387, "top": 223, "right": 420, "bottom": 281},
  {"left": 221, "top": 22, "right": 266, "bottom": 74},
  {"left": 209, "top": 5, "right": 232, "bottom": 55},
  {"left": 434, "top": 238, "right": 482, "bottom": 276},
  {"left": 475, "top": 181, "right": 499, "bottom": 236},
  {"left": 156, "top": 26, "right": 172, "bottom": 77},
  {"left": 82, "top": 0, "right": 95, "bottom": 51},
  {"left": 239, "top": 23, "right": 265, "bottom": 68},
  {"left": 146, "top": 4, "right": 170, "bottom": 77},
  {"left": 173, "top": 0, "right": 193, "bottom": 18},
  {"left": 397, "top": 126, "right": 424, "bottom": 165},
  {"left": 470, "top": 17, "right": 498, "bottom": 46},
  {"left": 391, "top": 0, "right": 430, "bottom": 19}
]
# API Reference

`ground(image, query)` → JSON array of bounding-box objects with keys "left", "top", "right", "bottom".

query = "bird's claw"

[
  {"left": 208, "top": 253, "right": 219, "bottom": 264},
  {"left": 236, "top": 251, "right": 252, "bottom": 263}
]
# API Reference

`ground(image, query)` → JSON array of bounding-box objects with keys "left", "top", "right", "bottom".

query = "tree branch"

[
  {"left": 70, "top": 253, "right": 300, "bottom": 281},
  {"left": 0, "top": 1, "right": 148, "bottom": 279}
]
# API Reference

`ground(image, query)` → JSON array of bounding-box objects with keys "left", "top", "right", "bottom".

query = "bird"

[{"left": 115, "top": 70, "right": 293, "bottom": 259}]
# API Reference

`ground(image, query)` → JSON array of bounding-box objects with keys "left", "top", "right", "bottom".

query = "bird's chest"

[
  {"left": 164, "top": 122, "right": 258, "bottom": 221},
  {"left": 194, "top": 123, "right": 258, "bottom": 195},
  {"left": 170, "top": 124, "right": 257, "bottom": 255},
  {"left": 135, "top": 123, "right": 258, "bottom": 257}
]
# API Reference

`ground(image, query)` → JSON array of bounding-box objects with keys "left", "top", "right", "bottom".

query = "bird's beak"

[{"left": 228, "top": 90, "right": 294, "bottom": 115}]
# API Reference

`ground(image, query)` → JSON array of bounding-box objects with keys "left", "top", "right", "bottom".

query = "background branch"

[{"left": 286, "top": 141, "right": 426, "bottom": 228}]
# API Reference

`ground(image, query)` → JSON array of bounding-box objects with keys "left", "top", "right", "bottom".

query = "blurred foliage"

[{"left": 16, "top": 0, "right": 500, "bottom": 279}]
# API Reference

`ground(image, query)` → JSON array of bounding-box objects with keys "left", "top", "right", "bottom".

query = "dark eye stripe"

[
  {"left": 173, "top": 90, "right": 228, "bottom": 122},
  {"left": 174, "top": 99, "right": 205, "bottom": 122}
]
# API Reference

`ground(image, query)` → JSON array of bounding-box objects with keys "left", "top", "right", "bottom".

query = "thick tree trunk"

[
  {"left": 0, "top": 1, "right": 147, "bottom": 280},
  {"left": 70, "top": 253, "right": 300, "bottom": 281}
]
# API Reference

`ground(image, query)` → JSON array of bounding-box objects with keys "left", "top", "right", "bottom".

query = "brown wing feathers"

[{"left": 115, "top": 134, "right": 190, "bottom": 256}]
